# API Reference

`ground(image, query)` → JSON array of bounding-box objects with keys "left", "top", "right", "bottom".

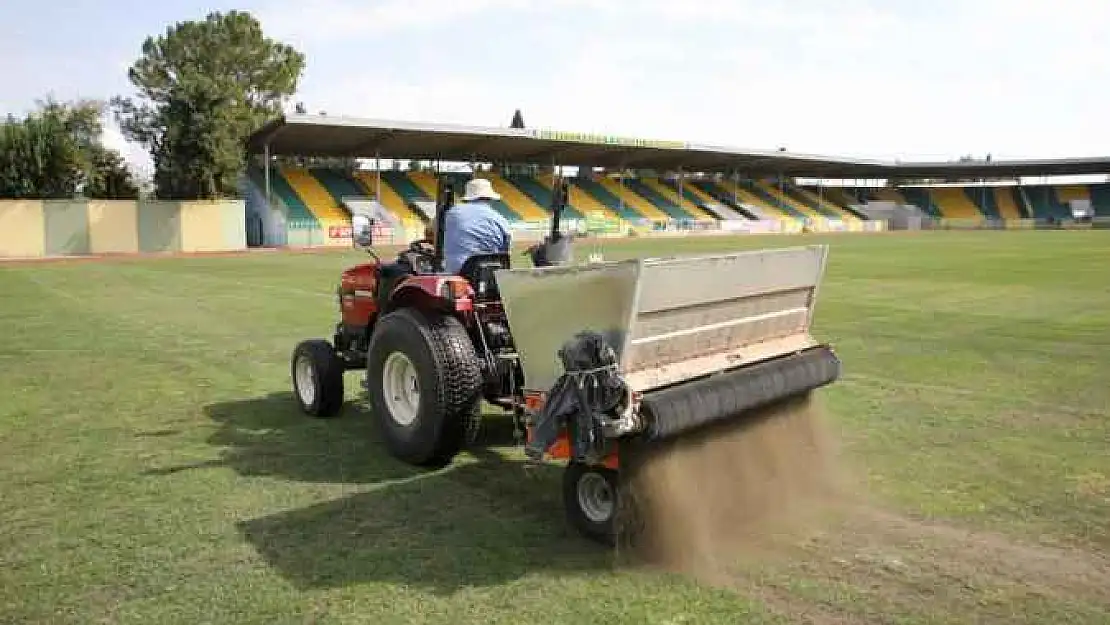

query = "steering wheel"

[
  {"left": 394, "top": 239, "right": 436, "bottom": 274},
  {"left": 408, "top": 239, "right": 435, "bottom": 257}
]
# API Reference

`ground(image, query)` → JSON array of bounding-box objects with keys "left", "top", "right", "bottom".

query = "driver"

[{"left": 441, "top": 178, "right": 512, "bottom": 274}]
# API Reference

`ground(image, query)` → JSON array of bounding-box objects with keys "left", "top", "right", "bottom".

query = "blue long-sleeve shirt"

[{"left": 442, "top": 201, "right": 513, "bottom": 273}]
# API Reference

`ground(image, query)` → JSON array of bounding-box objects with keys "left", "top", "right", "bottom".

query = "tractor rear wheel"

[
  {"left": 365, "top": 308, "right": 482, "bottom": 467},
  {"left": 291, "top": 339, "right": 346, "bottom": 418}
]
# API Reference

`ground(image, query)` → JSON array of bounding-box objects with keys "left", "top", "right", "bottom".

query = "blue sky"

[{"left": 4, "top": 0, "right": 1109, "bottom": 174}]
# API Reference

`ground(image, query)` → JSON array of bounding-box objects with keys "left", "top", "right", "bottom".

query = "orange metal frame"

[{"left": 523, "top": 392, "right": 620, "bottom": 470}]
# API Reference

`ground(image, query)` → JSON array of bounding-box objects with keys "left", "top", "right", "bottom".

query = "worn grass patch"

[{"left": 2, "top": 230, "right": 1108, "bottom": 624}]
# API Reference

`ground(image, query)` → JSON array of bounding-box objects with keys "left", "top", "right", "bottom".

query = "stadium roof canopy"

[{"left": 246, "top": 114, "right": 1110, "bottom": 179}]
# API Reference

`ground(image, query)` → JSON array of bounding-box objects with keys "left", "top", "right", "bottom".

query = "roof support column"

[
  {"left": 778, "top": 171, "right": 786, "bottom": 215},
  {"left": 618, "top": 164, "right": 626, "bottom": 218},
  {"left": 263, "top": 141, "right": 272, "bottom": 217},
  {"left": 375, "top": 151, "right": 382, "bottom": 205},
  {"left": 677, "top": 166, "right": 685, "bottom": 218}
]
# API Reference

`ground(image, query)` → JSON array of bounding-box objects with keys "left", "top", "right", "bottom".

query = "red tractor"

[
  {"left": 290, "top": 176, "right": 841, "bottom": 544},
  {"left": 291, "top": 178, "right": 545, "bottom": 459}
]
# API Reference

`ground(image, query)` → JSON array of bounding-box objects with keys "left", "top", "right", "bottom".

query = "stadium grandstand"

[{"left": 241, "top": 113, "right": 1110, "bottom": 247}]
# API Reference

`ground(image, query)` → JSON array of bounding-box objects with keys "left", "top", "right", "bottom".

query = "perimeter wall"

[{"left": 0, "top": 200, "right": 246, "bottom": 259}]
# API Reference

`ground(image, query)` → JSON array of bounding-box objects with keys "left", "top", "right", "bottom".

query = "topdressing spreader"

[{"left": 290, "top": 176, "right": 841, "bottom": 544}]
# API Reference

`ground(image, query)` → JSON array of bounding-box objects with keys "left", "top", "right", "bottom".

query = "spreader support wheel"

[{"left": 563, "top": 461, "right": 619, "bottom": 545}]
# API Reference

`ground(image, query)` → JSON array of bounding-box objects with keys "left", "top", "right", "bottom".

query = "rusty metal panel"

[{"left": 624, "top": 334, "right": 818, "bottom": 396}]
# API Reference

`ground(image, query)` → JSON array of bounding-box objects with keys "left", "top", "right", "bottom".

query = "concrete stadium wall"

[
  {"left": 0, "top": 199, "right": 246, "bottom": 259},
  {"left": 178, "top": 200, "right": 246, "bottom": 253},
  {"left": 137, "top": 201, "right": 182, "bottom": 253},
  {"left": 285, "top": 217, "right": 362, "bottom": 248},
  {"left": 0, "top": 201, "right": 46, "bottom": 257},
  {"left": 43, "top": 200, "right": 91, "bottom": 255},
  {"left": 89, "top": 201, "right": 139, "bottom": 253},
  {"left": 887, "top": 216, "right": 1105, "bottom": 232}
]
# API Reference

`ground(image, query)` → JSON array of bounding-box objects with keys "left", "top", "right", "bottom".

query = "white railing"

[{"left": 276, "top": 213, "right": 895, "bottom": 249}]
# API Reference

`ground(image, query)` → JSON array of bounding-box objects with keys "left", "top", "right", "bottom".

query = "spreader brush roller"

[{"left": 638, "top": 345, "right": 841, "bottom": 442}]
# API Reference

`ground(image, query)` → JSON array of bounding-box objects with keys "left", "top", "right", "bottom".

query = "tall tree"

[
  {"left": 0, "top": 98, "right": 137, "bottom": 199},
  {"left": 39, "top": 97, "right": 138, "bottom": 199},
  {"left": 112, "top": 10, "right": 305, "bottom": 199},
  {"left": 85, "top": 145, "right": 139, "bottom": 199}
]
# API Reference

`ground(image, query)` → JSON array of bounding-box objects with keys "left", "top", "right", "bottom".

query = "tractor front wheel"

[
  {"left": 563, "top": 462, "right": 619, "bottom": 545},
  {"left": 291, "top": 339, "right": 346, "bottom": 418},
  {"left": 365, "top": 308, "right": 482, "bottom": 467}
]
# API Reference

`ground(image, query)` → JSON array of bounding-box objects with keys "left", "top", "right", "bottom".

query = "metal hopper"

[{"left": 495, "top": 244, "right": 840, "bottom": 447}]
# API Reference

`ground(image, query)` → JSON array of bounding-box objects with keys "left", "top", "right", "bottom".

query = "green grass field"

[{"left": 2, "top": 230, "right": 1108, "bottom": 624}]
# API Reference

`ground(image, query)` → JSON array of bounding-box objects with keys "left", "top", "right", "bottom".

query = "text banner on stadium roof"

[
  {"left": 246, "top": 114, "right": 1110, "bottom": 179},
  {"left": 530, "top": 129, "right": 687, "bottom": 150}
]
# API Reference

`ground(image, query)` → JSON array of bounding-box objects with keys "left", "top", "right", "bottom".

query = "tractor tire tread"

[
  {"left": 410, "top": 308, "right": 482, "bottom": 461},
  {"left": 368, "top": 308, "right": 482, "bottom": 467}
]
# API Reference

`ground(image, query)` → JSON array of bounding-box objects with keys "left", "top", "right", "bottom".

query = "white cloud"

[
  {"left": 231, "top": 0, "right": 1110, "bottom": 160},
  {"left": 100, "top": 114, "right": 152, "bottom": 176},
  {"left": 257, "top": 0, "right": 537, "bottom": 44}
]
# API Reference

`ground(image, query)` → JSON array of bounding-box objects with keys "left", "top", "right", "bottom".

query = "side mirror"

[{"left": 352, "top": 214, "right": 374, "bottom": 249}]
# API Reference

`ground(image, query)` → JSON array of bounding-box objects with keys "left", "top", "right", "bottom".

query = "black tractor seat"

[{"left": 457, "top": 253, "right": 511, "bottom": 301}]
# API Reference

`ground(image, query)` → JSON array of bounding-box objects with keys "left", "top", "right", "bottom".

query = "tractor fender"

[{"left": 387, "top": 275, "right": 474, "bottom": 314}]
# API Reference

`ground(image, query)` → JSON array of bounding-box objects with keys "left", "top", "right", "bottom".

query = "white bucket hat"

[{"left": 461, "top": 177, "right": 501, "bottom": 202}]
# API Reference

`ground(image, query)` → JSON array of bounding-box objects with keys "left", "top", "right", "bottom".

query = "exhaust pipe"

[
  {"left": 528, "top": 176, "right": 573, "bottom": 267},
  {"left": 433, "top": 177, "right": 455, "bottom": 273}
]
